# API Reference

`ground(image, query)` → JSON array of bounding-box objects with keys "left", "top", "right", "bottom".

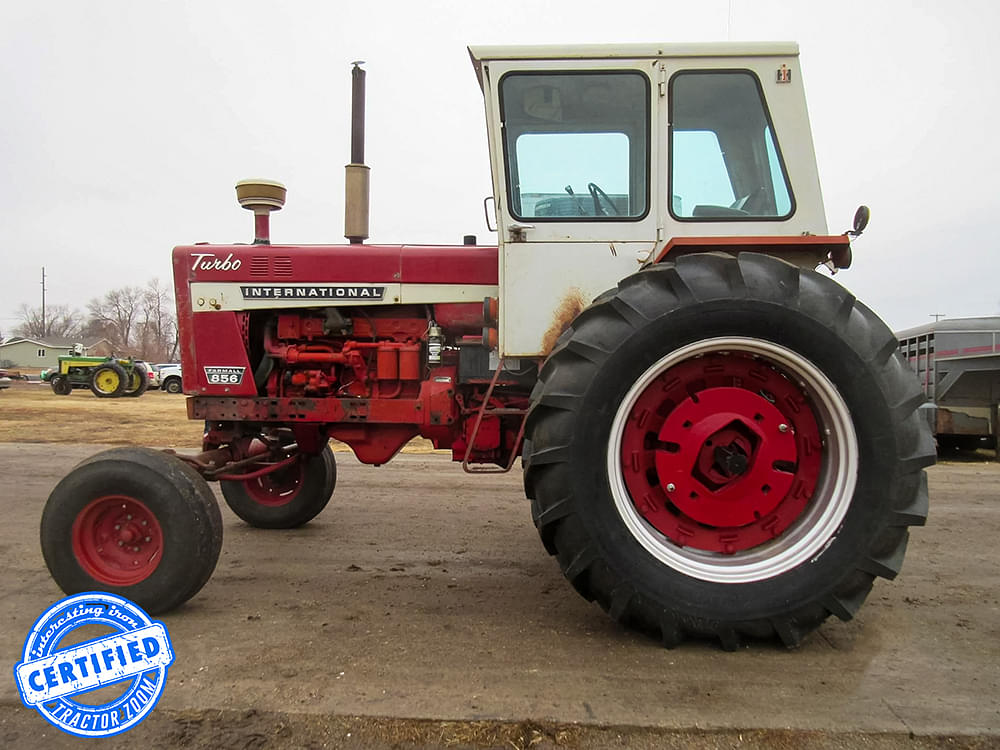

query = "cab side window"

[
  {"left": 500, "top": 71, "right": 650, "bottom": 221},
  {"left": 670, "top": 71, "right": 793, "bottom": 220}
]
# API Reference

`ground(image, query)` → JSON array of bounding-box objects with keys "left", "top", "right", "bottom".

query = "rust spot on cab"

[{"left": 541, "top": 288, "right": 586, "bottom": 356}]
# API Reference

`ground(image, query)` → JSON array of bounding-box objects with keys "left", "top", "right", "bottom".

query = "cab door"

[{"left": 482, "top": 61, "right": 664, "bottom": 357}]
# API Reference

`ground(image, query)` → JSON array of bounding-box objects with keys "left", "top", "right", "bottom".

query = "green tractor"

[{"left": 44, "top": 348, "right": 149, "bottom": 398}]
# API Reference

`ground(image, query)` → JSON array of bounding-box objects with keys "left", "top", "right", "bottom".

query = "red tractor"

[{"left": 41, "top": 44, "right": 932, "bottom": 648}]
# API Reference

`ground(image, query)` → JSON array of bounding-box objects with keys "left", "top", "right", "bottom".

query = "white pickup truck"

[{"left": 154, "top": 363, "right": 183, "bottom": 394}]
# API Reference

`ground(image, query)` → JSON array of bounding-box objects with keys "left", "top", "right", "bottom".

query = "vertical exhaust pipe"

[{"left": 345, "top": 61, "right": 370, "bottom": 244}]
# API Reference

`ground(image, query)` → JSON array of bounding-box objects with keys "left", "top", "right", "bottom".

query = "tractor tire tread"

[{"left": 523, "top": 252, "right": 934, "bottom": 649}]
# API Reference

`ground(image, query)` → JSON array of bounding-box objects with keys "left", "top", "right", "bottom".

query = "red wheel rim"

[
  {"left": 242, "top": 461, "right": 305, "bottom": 507},
  {"left": 72, "top": 496, "right": 164, "bottom": 585},
  {"left": 619, "top": 351, "right": 823, "bottom": 554}
]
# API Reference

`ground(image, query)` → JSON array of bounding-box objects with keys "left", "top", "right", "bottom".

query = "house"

[{"left": 0, "top": 337, "right": 114, "bottom": 369}]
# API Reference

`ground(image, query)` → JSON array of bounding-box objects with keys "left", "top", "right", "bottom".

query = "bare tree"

[
  {"left": 14, "top": 303, "right": 83, "bottom": 340},
  {"left": 87, "top": 286, "right": 144, "bottom": 351},
  {"left": 135, "top": 279, "right": 178, "bottom": 361},
  {"left": 78, "top": 316, "right": 117, "bottom": 345},
  {"left": 15, "top": 281, "right": 177, "bottom": 359}
]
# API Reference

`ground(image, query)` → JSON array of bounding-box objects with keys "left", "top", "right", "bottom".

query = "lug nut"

[
  {"left": 666, "top": 483, "right": 676, "bottom": 492},
  {"left": 144, "top": 536, "right": 151, "bottom": 542},
  {"left": 126, "top": 514, "right": 132, "bottom": 520},
  {"left": 115, "top": 524, "right": 121, "bottom": 530},
  {"left": 117, "top": 541, "right": 123, "bottom": 547},
  {"left": 141, "top": 520, "right": 147, "bottom": 526},
  {"left": 778, "top": 424, "right": 789, "bottom": 433}
]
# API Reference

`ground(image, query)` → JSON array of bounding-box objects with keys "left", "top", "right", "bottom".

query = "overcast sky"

[{"left": 2, "top": 0, "right": 997, "bottom": 335}]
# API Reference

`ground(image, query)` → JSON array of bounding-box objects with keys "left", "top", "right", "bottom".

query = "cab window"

[
  {"left": 670, "top": 71, "right": 793, "bottom": 220},
  {"left": 500, "top": 71, "right": 649, "bottom": 221}
]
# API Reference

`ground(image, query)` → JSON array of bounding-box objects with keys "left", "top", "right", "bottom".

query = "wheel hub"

[
  {"left": 711, "top": 440, "right": 749, "bottom": 479},
  {"left": 620, "top": 352, "right": 823, "bottom": 554},
  {"left": 72, "top": 496, "right": 164, "bottom": 585},
  {"left": 243, "top": 461, "right": 305, "bottom": 506}
]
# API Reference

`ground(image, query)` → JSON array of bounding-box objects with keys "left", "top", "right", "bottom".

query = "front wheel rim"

[
  {"left": 242, "top": 461, "right": 305, "bottom": 507},
  {"left": 71, "top": 495, "right": 164, "bottom": 585},
  {"left": 607, "top": 337, "right": 858, "bottom": 584}
]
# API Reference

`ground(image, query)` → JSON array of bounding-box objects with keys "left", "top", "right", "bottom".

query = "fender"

[{"left": 652, "top": 234, "right": 853, "bottom": 270}]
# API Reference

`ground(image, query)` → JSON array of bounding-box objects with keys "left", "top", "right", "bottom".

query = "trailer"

[{"left": 897, "top": 316, "right": 1000, "bottom": 452}]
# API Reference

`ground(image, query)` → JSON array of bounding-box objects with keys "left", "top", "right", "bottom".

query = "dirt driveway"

[{"left": 1, "top": 444, "right": 997, "bottom": 749}]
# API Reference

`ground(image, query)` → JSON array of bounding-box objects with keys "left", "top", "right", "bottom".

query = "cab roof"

[{"left": 468, "top": 42, "right": 800, "bottom": 87}]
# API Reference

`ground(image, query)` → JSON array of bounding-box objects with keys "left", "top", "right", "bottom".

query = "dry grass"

[
  {"left": 0, "top": 382, "right": 438, "bottom": 453},
  {"left": 0, "top": 383, "right": 203, "bottom": 447}
]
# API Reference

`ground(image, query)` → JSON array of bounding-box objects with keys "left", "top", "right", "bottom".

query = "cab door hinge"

[{"left": 508, "top": 222, "right": 534, "bottom": 242}]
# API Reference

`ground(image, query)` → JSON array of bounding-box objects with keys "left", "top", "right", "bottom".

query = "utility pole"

[
  {"left": 930, "top": 313, "right": 946, "bottom": 322},
  {"left": 40, "top": 267, "right": 47, "bottom": 338}
]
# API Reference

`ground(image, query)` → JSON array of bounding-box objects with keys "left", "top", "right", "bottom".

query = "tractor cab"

[{"left": 468, "top": 43, "right": 836, "bottom": 356}]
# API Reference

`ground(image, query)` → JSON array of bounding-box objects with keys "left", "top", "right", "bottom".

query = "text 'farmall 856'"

[{"left": 41, "top": 44, "right": 933, "bottom": 649}]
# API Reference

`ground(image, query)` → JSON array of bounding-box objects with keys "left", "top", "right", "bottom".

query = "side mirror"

[
  {"left": 848, "top": 205, "right": 870, "bottom": 237},
  {"left": 483, "top": 195, "right": 497, "bottom": 232}
]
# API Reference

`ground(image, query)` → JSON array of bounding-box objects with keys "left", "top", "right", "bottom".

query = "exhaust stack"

[{"left": 344, "top": 61, "right": 370, "bottom": 244}]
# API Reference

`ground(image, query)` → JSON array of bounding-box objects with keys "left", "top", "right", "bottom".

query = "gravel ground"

[{"left": 1, "top": 444, "right": 997, "bottom": 748}]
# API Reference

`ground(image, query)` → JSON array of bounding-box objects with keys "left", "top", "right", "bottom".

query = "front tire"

[
  {"left": 40, "top": 446, "right": 223, "bottom": 613},
  {"left": 162, "top": 376, "right": 182, "bottom": 394},
  {"left": 524, "top": 253, "right": 933, "bottom": 649},
  {"left": 220, "top": 446, "right": 337, "bottom": 528},
  {"left": 51, "top": 375, "right": 72, "bottom": 396}
]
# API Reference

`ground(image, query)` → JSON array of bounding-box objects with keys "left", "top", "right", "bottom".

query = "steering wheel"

[
  {"left": 587, "top": 182, "right": 620, "bottom": 216},
  {"left": 731, "top": 187, "right": 769, "bottom": 215}
]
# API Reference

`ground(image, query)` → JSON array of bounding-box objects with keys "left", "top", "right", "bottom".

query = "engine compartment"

[{"left": 173, "top": 243, "right": 533, "bottom": 467}]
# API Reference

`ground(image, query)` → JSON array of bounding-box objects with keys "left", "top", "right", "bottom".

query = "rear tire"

[
  {"left": 220, "top": 446, "right": 337, "bottom": 528},
  {"left": 123, "top": 363, "right": 150, "bottom": 397},
  {"left": 89, "top": 362, "right": 127, "bottom": 398},
  {"left": 162, "top": 376, "right": 182, "bottom": 394},
  {"left": 40, "top": 446, "right": 223, "bottom": 614},
  {"left": 524, "top": 253, "right": 934, "bottom": 649}
]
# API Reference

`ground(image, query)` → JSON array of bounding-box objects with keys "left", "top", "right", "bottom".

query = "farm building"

[{"left": 0, "top": 337, "right": 113, "bottom": 369}]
